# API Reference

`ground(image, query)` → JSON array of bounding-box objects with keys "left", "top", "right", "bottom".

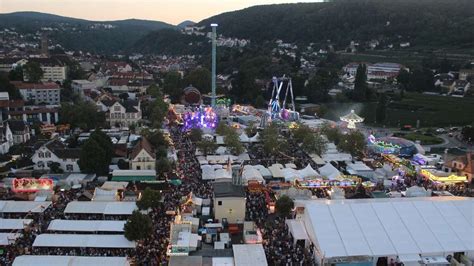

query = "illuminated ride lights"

[
  {"left": 183, "top": 106, "right": 218, "bottom": 130},
  {"left": 340, "top": 110, "right": 364, "bottom": 129},
  {"left": 368, "top": 134, "right": 402, "bottom": 154},
  {"left": 12, "top": 178, "right": 54, "bottom": 193}
]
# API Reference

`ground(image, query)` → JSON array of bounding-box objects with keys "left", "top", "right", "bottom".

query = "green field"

[
  {"left": 322, "top": 93, "right": 474, "bottom": 127},
  {"left": 399, "top": 133, "right": 444, "bottom": 145}
]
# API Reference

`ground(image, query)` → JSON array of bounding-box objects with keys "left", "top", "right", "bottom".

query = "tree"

[
  {"left": 320, "top": 122, "right": 341, "bottom": 145},
  {"left": 146, "top": 130, "right": 169, "bottom": 149},
  {"left": 353, "top": 64, "right": 367, "bottom": 102},
  {"left": 148, "top": 97, "right": 169, "bottom": 129},
  {"left": 224, "top": 132, "right": 245, "bottom": 155},
  {"left": 244, "top": 121, "right": 258, "bottom": 137},
  {"left": 409, "top": 68, "right": 435, "bottom": 92},
  {"left": 59, "top": 101, "right": 105, "bottom": 130},
  {"left": 156, "top": 157, "right": 172, "bottom": 173},
  {"left": 184, "top": 67, "right": 212, "bottom": 94},
  {"left": 306, "top": 69, "right": 337, "bottom": 103},
  {"left": 197, "top": 139, "right": 218, "bottom": 155},
  {"left": 337, "top": 130, "right": 367, "bottom": 157},
  {"left": 163, "top": 71, "right": 183, "bottom": 102},
  {"left": 0, "top": 74, "right": 22, "bottom": 99},
  {"left": 292, "top": 124, "right": 327, "bottom": 155},
  {"left": 117, "top": 159, "right": 129, "bottom": 170},
  {"left": 124, "top": 210, "right": 153, "bottom": 241},
  {"left": 375, "top": 93, "right": 387, "bottom": 124},
  {"left": 215, "top": 122, "right": 231, "bottom": 136},
  {"left": 261, "top": 123, "right": 288, "bottom": 156},
  {"left": 49, "top": 162, "right": 64, "bottom": 174},
  {"left": 137, "top": 188, "right": 162, "bottom": 210},
  {"left": 23, "top": 61, "right": 44, "bottom": 83},
  {"left": 147, "top": 84, "right": 162, "bottom": 98},
  {"left": 8, "top": 66, "right": 23, "bottom": 81},
  {"left": 189, "top": 128, "right": 203, "bottom": 142},
  {"left": 275, "top": 195, "right": 294, "bottom": 218},
  {"left": 78, "top": 129, "right": 113, "bottom": 176}
]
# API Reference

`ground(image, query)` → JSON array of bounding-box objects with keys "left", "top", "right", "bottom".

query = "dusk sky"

[{"left": 1, "top": 0, "right": 322, "bottom": 25}]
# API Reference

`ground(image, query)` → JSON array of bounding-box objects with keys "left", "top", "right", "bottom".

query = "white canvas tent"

[
  {"left": 93, "top": 188, "right": 118, "bottom": 201},
  {"left": 47, "top": 220, "right": 126, "bottom": 232},
  {"left": 286, "top": 219, "right": 310, "bottom": 246},
  {"left": 64, "top": 201, "right": 136, "bottom": 215},
  {"left": 239, "top": 133, "right": 251, "bottom": 143},
  {"left": 0, "top": 201, "right": 51, "bottom": 214},
  {"left": 33, "top": 234, "right": 135, "bottom": 248},
  {"left": 299, "top": 164, "right": 319, "bottom": 178},
  {"left": 0, "top": 219, "right": 33, "bottom": 230},
  {"left": 241, "top": 166, "right": 265, "bottom": 185},
  {"left": 233, "top": 244, "right": 268, "bottom": 266},
  {"left": 254, "top": 165, "right": 272, "bottom": 179},
  {"left": 303, "top": 197, "right": 474, "bottom": 261},
  {"left": 13, "top": 256, "right": 130, "bottom": 266},
  {"left": 318, "top": 163, "right": 341, "bottom": 180},
  {"left": 0, "top": 233, "right": 21, "bottom": 246},
  {"left": 249, "top": 132, "right": 261, "bottom": 142},
  {"left": 281, "top": 168, "right": 301, "bottom": 182},
  {"left": 268, "top": 165, "right": 284, "bottom": 178}
]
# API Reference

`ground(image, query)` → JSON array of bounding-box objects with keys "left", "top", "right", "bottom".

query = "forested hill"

[
  {"left": 0, "top": 12, "right": 175, "bottom": 54},
  {"left": 198, "top": 0, "right": 474, "bottom": 49}
]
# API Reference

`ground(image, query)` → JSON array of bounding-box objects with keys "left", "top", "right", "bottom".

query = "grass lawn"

[
  {"left": 322, "top": 93, "right": 474, "bottom": 127},
  {"left": 399, "top": 133, "right": 444, "bottom": 145}
]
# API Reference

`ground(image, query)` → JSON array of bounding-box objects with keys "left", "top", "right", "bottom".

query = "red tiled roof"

[
  {"left": 12, "top": 82, "right": 60, "bottom": 90},
  {"left": 130, "top": 137, "right": 155, "bottom": 160}
]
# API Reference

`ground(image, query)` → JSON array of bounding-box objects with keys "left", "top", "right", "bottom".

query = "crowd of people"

[
  {"left": 262, "top": 217, "right": 315, "bottom": 266},
  {"left": 245, "top": 191, "right": 268, "bottom": 227}
]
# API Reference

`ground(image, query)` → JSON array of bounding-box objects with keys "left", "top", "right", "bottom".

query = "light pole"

[{"left": 211, "top": 23, "right": 218, "bottom": 107}]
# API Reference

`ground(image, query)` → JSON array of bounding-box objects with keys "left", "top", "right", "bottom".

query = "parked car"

[{"left": 435, "top": 128, "right": 446, "bottom": 134}]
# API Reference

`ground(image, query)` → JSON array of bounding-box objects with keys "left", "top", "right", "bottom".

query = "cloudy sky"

[{"left": 1, "top": 0, "right": 322, "bottom": 24}]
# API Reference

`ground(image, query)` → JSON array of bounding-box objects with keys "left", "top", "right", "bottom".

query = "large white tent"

[
  {"left": 303, "top": 197, "right": 474, "bottom": 261},
  {"left": 318, "top": 163, "right": 341, "bottom": 180},
  {"left": 286, "top": 219, "right": 310, "bottom": 246},
  {"left": 241, "top": 165, "right": 265, "bottom": 185},
  {"left": 0, "top": 201, "right": 51, "bottom": 214},
  {"left": 0, "top": 219, "right": 33, "bottom": 230},
  {"left": 299, "top": 164, "right": 319, "bottom": 178},
  {"left": 233, "top": 244, "right": 268, "bottom": 266},
  {"left": 13, "top": 256, "right": 130, "bottom": 266},
  {"left": 0, "top": 233, "right": 22, "bottom": 246},
  {"left": 47, "top": 220, "right": 126, "bottom": 232},
  {"left": 33, "top": 234, "right": 135, "bottom": 248},
  {"left": 64, "top": 201, "right": 136, "bottom": 215}
]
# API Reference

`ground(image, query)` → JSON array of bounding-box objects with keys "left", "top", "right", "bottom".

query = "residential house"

[
  {"left": 13, "top": 81, "right": 61, "bottom": 105},
  {"left": 7, "top": 100, "right": 59, "bottom": 124},
  {"left": 71, "top": 80, "right": 97, "bottom": 98},
  {"left": 0, "top": 58, "right": 28, "bottom": 72},
  {"left": 106, "top": 100, "right": 141, "bottom": 127},
  {"left": 8, "top": 120, "right": 31, "bottom": 144},
  {"left": 129, "top": 137, "right": 156, "bottom": 170},
  {"left": 23, "top": 58, "right": 67, "bottom": 82},
  {"left": 32, "top": 139, "right": 81, "bottom": 172},
  {"left": 213, "top": 181, "right": 246, "bottom": 224},
  {"left": 0, "top": 122, "right": 13, "bottom": 154},
  {"left": 443, "top": 153, "right": 474, "bottom": 182}
]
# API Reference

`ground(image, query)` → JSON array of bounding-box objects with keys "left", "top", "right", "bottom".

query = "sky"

[{"left": 0, "top": 0, "right": 322, "bottom": 25}]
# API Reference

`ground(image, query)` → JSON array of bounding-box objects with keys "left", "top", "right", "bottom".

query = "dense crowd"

[
  {"left": 262, "top": 217, "right": 314, "bottom": 266},
  {"left": 245, "top": 191, "right": 268, "bottom": 227}
]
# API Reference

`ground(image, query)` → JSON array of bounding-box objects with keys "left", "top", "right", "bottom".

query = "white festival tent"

[
  {"left": 0, "top": 233, "right": 22, "bottom": 246},
  {"left": 299, "top": 164, "right": 319, "bottom": 178},
  {"left": 33, "top": 234, "right": 136, "bottom": 248},
  {"left": 253, "top": 164, "right": 272, "bottom": 179},
  {"left": 13, "top": 256, "right": 130, "bottom": 266},
  {"left": 64, "top": 201, "right": 137, "bottom": 215},
  {"left": 48, "top": 220, "right": 126, "bottom": 232},
  {"left": 239, "top": 133, "right": 251, "bottom": 143},
  {"left": 303, "top": 197, "right": 474, "bottom": 261},
  {"left": 286, "top": 219, "right": 310, "bottom": 246},
  {"left": 318, "top": 163, "right": 342, "bottom": 180},
  {"left": 241, "top": 165, "right": 265, "bottom": 185},
  {"left": 201, "top": 165, "right": 231, "bottom": 181},
  {"left": 282, "top": 168, "right": 301, "bottom": 182},
  {"left": 0, "top": 219, "right": 33, "bottom": 230},
  {"left": 0, "top": 201, "right": 52, "bottom": 214}
]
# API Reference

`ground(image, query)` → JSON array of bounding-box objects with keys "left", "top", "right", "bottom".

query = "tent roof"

[
  {"left": 32, "top": 234, "right": 135, "bottom": 248},
  {"left": 318, "top": 163, "right": 341, "bottom": 180},
  {"left": 286, "top": 219, "right": 310, "bottom": 241},
  {"left": 0, "top": 201, "right": 51, "bottom": 213},
  {"left": 242, "top": 166, "right": 265, "bottom": 184},
  {"left": 300, "top": 164, "right": 319, "bottom": 178},
  {"left": 47, "top": 219, "right": 126, "bottom": 232},
  {"left": 0, "top": 219, "right": 33, "bottom": 230},
  {"left": 13, "top": 256, "right": 130, "bottom": 266},
  {"left": 64, "top": 201, "right": 136, "bottom": 215},
  {"left": 233, "top": 244, "right": 268, "bottom": 266},
  {"left": 304, "top": 197, "right": 473, "bottom": 259},
  {"left": 0, "top": 233, "right": 21, "bottom": 246}
]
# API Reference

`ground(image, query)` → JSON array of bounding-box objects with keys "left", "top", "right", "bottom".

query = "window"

[
  {"left": 39, "top": 152, "right": 44, "bottom": 158},
  {"left": 114, "top": 106, "right": 121, "bottom": 112},
  {"left": 45, "top": 151, "right": 51, "bottom": 158},
  {"left": 218, "top": 201, "right": 222, "bottom": 206},
  {"left": 37, "top": 161, "right": 44, "bottom": 167},
  {"left": 147, "top": 165, "right": 152, "bottom": 170},
  {"left": 66, "top": 164, "right": 73, "bottom": 171}
]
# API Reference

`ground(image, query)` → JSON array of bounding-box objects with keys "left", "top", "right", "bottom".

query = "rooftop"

[{"left": 213, "top": 181, "right": 245, "bottom": 198}]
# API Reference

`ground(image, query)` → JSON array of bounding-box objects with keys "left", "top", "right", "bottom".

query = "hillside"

[
  {"left": 132, "top": 28, "right": 208, "bottom": 55},
  {"left": 0, "top": 12, "right": 175, "bottom": 54},
  {"left": 198, "top": 0, "right": 474, "bottom": 50}
]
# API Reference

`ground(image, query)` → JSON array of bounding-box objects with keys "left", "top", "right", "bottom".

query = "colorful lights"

[
  {"left": 183, "top": 106, "right": 218, "bottom": 131},
  {"left": 12, "top": 178, "right": 54, "bottom": 193},
  {"left": 420, "top": 169, "right": 467, "bottom": 184},
  {"left": 368, "top": 134, "right": 401, "bottom": 154}
]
